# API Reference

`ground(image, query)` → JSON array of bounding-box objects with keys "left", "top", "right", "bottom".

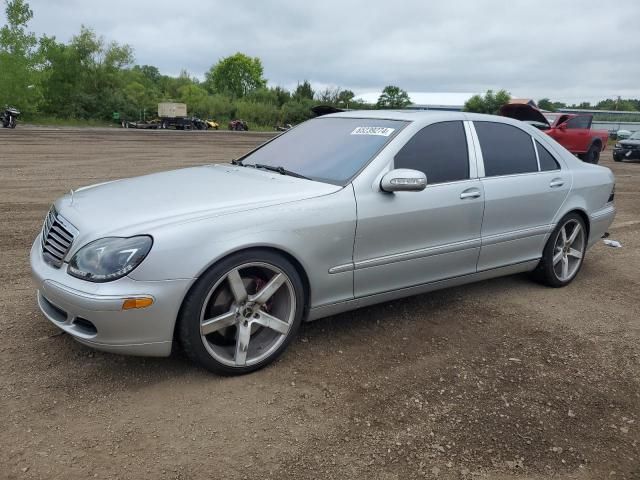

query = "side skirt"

[{"left": 306, "top": 259, "right": 539, "bottom": 321}]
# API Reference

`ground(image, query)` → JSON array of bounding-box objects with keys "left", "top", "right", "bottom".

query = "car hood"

[
  {"left": 619, "top": 139, "right": 640, "bottom": 147},
  {"left": 54, "top": 164, "right": 341, "bottom": 237},
  {"left": 499, "top": 103, "right": 550, "bottom": 127}
]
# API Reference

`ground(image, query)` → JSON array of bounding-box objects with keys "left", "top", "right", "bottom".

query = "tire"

[
  {"left": 581, "top": 144, "right": 601, "bottom": 164},
  {"left": 178, "top": 249, "right": 305, "bottom": 375},
  {"left": 533, "top": 213, "right": 587, "bottom": 288},
  {"left": 9, "top": 116, "right": 16, "bottom": 129},
  {"left": 613, "top": 155, "right": 622, "bottom": 162}
]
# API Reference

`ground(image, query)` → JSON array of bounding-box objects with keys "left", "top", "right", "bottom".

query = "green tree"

[
  {"left": 337, "top": 89, "right": 355, "bottom": 107},
  {"left": 204, "top": 52, "right": 266, "bottom": 98},
  {"left": 293, "top": 80, "right": 314, "bottom": 101},
  {"left": 538, "top": 98, "right": 554, "bottom": 111},
  {"left": 463, "top": 89, "right": 511, "bottom": 114},
  {"left": 271, "top": 86, "right": 291, "bottom": 107},
  {"left": 376, "top": 85, "right": 411, "bottom": 109},
  {"left": 596, "top": 98, "right": 637, "bottom": 111},
  {"left": 0, "top": 0, "right": 40, "bottom": 112},
  {"left": 39, "top": 26, "right": 133, "bottom": 118}
]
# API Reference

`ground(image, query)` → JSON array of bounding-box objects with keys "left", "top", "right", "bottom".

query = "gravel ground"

[{"left": 0, "top": 127, "right": 638, "bottom": 480}]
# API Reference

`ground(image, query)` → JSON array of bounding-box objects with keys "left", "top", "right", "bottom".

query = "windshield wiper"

[
  {"left": 231, "top": 158, "right": 244, "bottom": 166},
  {"left": 248, "top": 163, "right": 310, "bottom": 180}
]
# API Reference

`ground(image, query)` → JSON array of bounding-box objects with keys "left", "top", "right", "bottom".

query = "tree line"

[
  {"left": 0, "top": 0, "right": 415, "bottom": 128},
  {"left": 463, "top": 90, "right": 640, "bottom": 119}
]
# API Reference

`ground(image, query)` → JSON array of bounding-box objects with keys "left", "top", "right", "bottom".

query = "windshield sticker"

[{"left": 351, "top": 126, "right": 395, "bottom": 137}]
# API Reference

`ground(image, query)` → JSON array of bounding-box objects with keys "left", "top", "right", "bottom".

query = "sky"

[{"left": 17, "top": 0, "right": 640, "bottom": 104}]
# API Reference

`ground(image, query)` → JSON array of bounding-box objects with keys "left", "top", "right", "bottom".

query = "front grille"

[{"left": 41, "top": 207, "right": 78, "bottom": 268}]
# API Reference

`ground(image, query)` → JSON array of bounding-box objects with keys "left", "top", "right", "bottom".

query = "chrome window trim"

[
  {"left": 463, "top": 120, "right": 480, "bottom": 179},
  {"left": 532, "top": 136, "right": 542, "bottom": 171},
  {"left": 467, "top": 121, "right": 485, "bottom": 177}
]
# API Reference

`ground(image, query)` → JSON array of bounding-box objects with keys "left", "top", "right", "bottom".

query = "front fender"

[{"left": 129, "top": 187, "right": 357, "bottom": 309}]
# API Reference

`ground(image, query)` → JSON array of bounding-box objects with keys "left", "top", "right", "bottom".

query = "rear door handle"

[
  {"left": 460, "top": 188, "right": 481, "bottom": 200},
  {"left": 549, "top": 178, "right": 564, "bottom": 188}
]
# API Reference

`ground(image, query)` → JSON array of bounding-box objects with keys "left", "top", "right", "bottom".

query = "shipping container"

[{"left": 158, "top": 102, "right": 187, "bottom": 118}]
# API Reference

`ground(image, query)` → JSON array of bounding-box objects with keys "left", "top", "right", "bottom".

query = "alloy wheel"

[
  {"left": 552, "top": 219, "right": 585, "bottom": 282},
  {"left": 199, "top": 262, "right": 296, "bottom": 367}
]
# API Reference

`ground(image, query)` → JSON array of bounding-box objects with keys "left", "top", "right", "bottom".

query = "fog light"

[{"left": 122, "top": 297, "right": 154, "bottom": 310}]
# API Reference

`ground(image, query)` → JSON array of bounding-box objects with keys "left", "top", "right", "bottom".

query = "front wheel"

[
  {"left": 178, "top": 250, "right": 305, "bottom": 375},
  {"left": 533, "top": 213, "right": 587, "bottom": 287}
]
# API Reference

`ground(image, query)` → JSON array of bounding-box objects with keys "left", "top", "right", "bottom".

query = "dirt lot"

[{"left": 1, "top": 127, "right": 638, "bottom": 480}]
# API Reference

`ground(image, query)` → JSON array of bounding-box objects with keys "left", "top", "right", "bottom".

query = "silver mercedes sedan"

[{"left": 30, "top": 111, "right": 616, "bottom": 374}]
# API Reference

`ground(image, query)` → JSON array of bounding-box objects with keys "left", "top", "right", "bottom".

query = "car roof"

[
  {"left": 324, "top": 110, "right": 466, "bottom": 121},
  {"left": 323, "top": 109, "right": 527, "bottom": 126}
]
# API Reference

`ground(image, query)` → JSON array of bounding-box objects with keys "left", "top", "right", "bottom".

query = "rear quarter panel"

[{"left": 554, "top": 161, "right": 615, "bottom": 247}]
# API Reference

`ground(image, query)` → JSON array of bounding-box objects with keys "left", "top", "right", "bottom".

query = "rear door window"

[
  {"left": 536, "top": 141, "right": 561, "bottom": 171},
  {"left": 474, "top": 122, "right": 538, "bottom": 177},
  {"left": 394, "top": 121, "right": 469, "bottom": 184}
]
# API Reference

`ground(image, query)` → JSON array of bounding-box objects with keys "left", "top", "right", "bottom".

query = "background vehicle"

[
  {"left": 274, "top": 123, "right": 293, "bottom": 131},
  {"left": 158, "top": 102, "right": 193, "bottom": 130},
  {"left": 121, "top": 119, "right": 161, "bottom": 129},
  {"left": 500, "top": 103, "right": 608, "bottom": 164},
  {"left": 191, "top": 117, "right": 208, "bottom": 130},
  {"left": 1, "top": 106, "right": 20, "bottom": 128},
  {"left": 228, "top": 119, "right": 249, "bottom": 131},
  {"left": 205, "top": 119, "right": 219, "bottom": 130},
  {"left": 616, "top": 129, "right": 632, "bottom": 140},
  {"left": 30, "top": 111, "right": 615, "bottom": 375},
  {"left": 613, "top": 130, "right": 640, "bottom": 161}
]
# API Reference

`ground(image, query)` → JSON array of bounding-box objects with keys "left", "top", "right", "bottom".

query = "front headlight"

[
  {"left": 68, "top": 236, "right": 153, "bottom": 282},
  {"left": 614, "top": 143, "right": 621, "bottom": 149}
]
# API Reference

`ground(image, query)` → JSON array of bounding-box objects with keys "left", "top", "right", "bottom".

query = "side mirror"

[{"left": 380, "top": 169, "right": 427, "bottom": 192}]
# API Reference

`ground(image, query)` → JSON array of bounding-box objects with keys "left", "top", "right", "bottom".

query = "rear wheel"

[
  {"left": 580, "top": 144, "right": 601, "bottom": 164},
  {"left": 533, "top": 213, "right": 587, "bottom": 287},
  {"left": 178, "top": 250, "right": 305, "bottom": 375}
]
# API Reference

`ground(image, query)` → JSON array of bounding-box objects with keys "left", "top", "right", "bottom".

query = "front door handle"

[
  {"left": 460, "top": 188, "right": 481, "bottom": 200},
  {"left": 549, "top": 178, "right": 564, "bottom": 188}
]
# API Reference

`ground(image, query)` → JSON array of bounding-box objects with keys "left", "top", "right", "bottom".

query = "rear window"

[{"left": 241, "top": 117, "right": 408, "bottom": 185}]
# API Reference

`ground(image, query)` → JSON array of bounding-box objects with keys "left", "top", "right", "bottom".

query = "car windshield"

[{"left": 239, "top": 117, "right": 408, "bottom": 185}]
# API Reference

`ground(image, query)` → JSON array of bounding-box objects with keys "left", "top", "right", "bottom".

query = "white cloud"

[{"left": 21, "top": 0, "right": 640, "bottom": 103}]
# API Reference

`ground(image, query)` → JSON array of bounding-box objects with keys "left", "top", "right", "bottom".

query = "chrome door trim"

[
  {"left": 328, "top": 263, "right": 355, "bottom": 274},
  {"left": 481, "top": 224, "right": 553, "bottom": 246},
  {"left": 309, "top": 258, "right": 540, "bottom": 321},
  {"left": 353, "top": 237, "right": 481, "bottom": 270}
]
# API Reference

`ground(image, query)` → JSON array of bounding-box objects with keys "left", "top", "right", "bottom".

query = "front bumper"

[
  {"left": 613, "top": 148, "right": 640, "bottom": 160},
  {"left": 30, "top": 235, "right": 193, "bottom": 357}
]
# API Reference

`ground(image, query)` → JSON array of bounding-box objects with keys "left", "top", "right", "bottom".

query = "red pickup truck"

[{"left": 500, "top": 103, "right": 608, "bottom": 164}]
